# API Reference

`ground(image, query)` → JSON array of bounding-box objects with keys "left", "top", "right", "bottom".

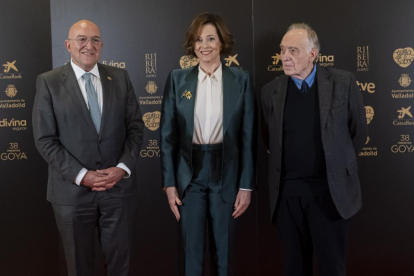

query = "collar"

[
  {"left": 198, "top": 63, "right": 223, "bottom": 82},
  {"left": 291, "top": 63, "right": 317, "bottom": 89},
  {"left": 71, "top": 59, "right": 100, "bottom": 81}
]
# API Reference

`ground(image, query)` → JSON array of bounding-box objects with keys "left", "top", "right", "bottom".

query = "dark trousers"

[
  {"left": 52, "top": 192, "right": 137, "bottom": 276},
  {"left": 179, "top": 144, "right": 235, "bottom": 276},
  {"left": 275, "top": 195, "right": 349, "bottom": 276}
]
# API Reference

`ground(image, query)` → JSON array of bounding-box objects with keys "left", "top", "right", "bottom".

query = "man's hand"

[
  {"left": 92, "top": 167, "right": 126, "bottom": 191},
  {"left": 80, "top": 171, "right": 108, "bottom": 189},
  {"left": 232, "top": 190, "right": 251, "bottom": 218},
  {"left": 165, "top": 187, "right": 182, "bottom": 221}
]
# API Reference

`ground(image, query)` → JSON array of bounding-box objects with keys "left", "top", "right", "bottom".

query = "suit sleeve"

[
  {"left": 160, "top": 71, "right": 178, "bottom": 189},
  {"left": 348, "top": 73, "right": 368, "bottom": 154},
  {"left": 260, "top": 85, "right": 271, "bottom": 151},
  {"left": 117, "top": 71, "right": 145, "bottom": 170},
  {"left": 238, "top": 74, "right": 256, "bottom": 190},
  {"left": 32, "top": 74, "right": 84, "bottom": 182}
]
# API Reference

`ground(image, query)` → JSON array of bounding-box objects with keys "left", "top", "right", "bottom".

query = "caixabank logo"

[
  {"left": 267, "top": 53, "right": 283, "bottom": 72},
  {"left": 224, "top": 54, "right": 240, "bottom": 67},
  {"left": 1, "top": 142, "right": 27, "bottom": 161},
  {"left": 391, "top": 134, "right": 414, "bottom": 153},
  {"left": 393, "top": 106, "right": 414, "bottom": 125},
  {"left": 0, "top": 60, "right": 22, "bottom": 79}
]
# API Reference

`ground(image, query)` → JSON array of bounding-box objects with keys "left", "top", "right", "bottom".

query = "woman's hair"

[{"left": 184, "top": 12, "right": 234, "bottom": 56}]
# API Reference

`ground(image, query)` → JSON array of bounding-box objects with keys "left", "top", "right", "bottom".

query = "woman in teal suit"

[{"left": 160, "top": 13, "right": 255, "bottom": 276}]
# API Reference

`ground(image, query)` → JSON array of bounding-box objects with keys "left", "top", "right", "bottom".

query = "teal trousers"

[{"left": 179, "top": 144, "right": 235, "bottom": 276}]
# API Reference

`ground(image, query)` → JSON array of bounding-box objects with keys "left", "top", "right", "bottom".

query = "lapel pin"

[
  {"left": 181, "top": 90, "right": 192, "bottom": 100},
  {"left": 107, "top": 76, "right": 112, "bottom": 81}
]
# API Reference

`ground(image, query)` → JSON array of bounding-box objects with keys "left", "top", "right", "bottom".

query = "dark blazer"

[
  {"left": 160, "top": 64, "right": 255, "bottom": 202},
  {"left": 32, "top": 62, "right": 144, "bottom": 206},
  {"left": 261, "top": 65, "right": 368, "bottom": 220}
]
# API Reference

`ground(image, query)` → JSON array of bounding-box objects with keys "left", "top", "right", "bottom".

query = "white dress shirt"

[
  {"left": 71, "top": 60, "right": 130, "bottom": 185},
  {"left": 192, "top": 64, "right": 251, "bottom": 191},
  {"left": 193, "top": 64, "right": 223, "bottom": 144}
]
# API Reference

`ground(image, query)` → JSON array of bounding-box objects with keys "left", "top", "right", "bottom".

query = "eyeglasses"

[{"left": 67, "top": 37, "right": 102, "bottom": 46}]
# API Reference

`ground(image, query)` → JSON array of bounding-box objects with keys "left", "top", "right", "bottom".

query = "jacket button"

[
  {"left": 275, "top": 187, "right": 279, "bottom": 191},
  {"left": 187, "top": 161, "right": 191, "bottom": 165},
  {"left": 277, "top": 168, "right": 280, "bottom": 172},
  {"left": 96, "top": 162, "right": 101, "bottom": 165}
]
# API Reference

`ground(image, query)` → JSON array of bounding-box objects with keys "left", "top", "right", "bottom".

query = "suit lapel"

[
  {"left": 272, "top": 75, "right": 289, "bottom": 138},
  {"left": 97, "top": 64, "right": 114, "bottom": 138},
  {"left": 60, "top": 63, "right": 97, "bottom": 134},
  {"left": 181, "top": 65, "right": 199, "bottom": 141},
  {"left": 222, "top": 65, "right": 241, "bottom": 135},
  {"left": 316, "top": 65, "right": 333, "bottom": 127}
]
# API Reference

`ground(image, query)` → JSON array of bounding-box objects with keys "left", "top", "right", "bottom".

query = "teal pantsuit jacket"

[{"left": 160, "top": 64, "right": 255, "bottom": 202}]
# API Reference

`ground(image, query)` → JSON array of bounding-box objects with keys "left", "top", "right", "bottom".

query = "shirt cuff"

[
  {"left": 117, "top": 163, "right": 131, "bottom": 178},
  {"left": 239, "top": 188, "right": 253, "bottom": 191},
  {"left": 75, "top": 168, "right": 88, "bottom": 185}
]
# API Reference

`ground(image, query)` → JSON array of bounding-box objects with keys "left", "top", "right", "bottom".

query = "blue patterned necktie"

[
  {"left": 301, "top": 81, "right": 309, "bottom": 94},
  {"left": 82, "top": 73, "right": 101, "bottom": 132}
]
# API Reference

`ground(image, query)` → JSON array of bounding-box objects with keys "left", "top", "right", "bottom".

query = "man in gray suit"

[
  {"left": 261, "top": 23, "right": 367, "bottom": 276},
  {"left": 32, "top": 20, "right": 144, "bottom": 276}
]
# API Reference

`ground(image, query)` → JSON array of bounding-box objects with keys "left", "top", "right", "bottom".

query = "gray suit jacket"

[
  {"left": 261, "top": 65, "right": 368, "bottom": 220},
  {"left": 32, "top": 62, "right": 144, "bottom": 205}
]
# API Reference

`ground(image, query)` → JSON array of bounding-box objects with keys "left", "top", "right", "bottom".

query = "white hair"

[{"left": 287, "top": 23, "right": 320, "bottom": 54}]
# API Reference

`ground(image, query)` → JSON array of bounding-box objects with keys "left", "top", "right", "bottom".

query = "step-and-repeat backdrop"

[
  {"left": 0, "top": 0, "right": 58, "bottom": 275},
  {"left": 1, "top": 0, "right": 413, "bottom": 275},
  {"left": 254, "top": 0, "right": 414, "bottom": 275}
]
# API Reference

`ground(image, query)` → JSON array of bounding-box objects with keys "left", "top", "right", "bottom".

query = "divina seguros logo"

[
  {"left": 315, "top": 53, "right": 334, "bottom": 67},
  {"left": 0, "top": 118, "right": 27, "bottom": 131}
]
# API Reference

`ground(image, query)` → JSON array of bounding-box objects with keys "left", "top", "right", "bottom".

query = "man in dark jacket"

[{"left": 261, "top": 23, "right": 367, "bottom": 276}]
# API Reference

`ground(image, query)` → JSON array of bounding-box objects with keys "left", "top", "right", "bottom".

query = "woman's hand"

[
  {"left": 232, "top": 190, "right": 251, "bottom": 218},
  {"left": 165, "top": 187, "right": 182, "bottom": 221}
]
